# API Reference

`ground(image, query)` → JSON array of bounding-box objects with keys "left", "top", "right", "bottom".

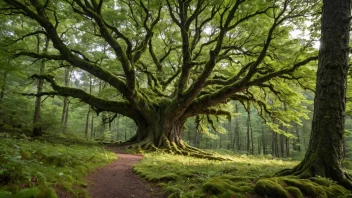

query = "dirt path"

[{"left": 86, "top": 149, "right": 167, "bottom": 198}]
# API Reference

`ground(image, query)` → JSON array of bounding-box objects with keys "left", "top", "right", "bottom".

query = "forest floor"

[{"left": 86, "top": 147, "right": 168, "bottom": 198}]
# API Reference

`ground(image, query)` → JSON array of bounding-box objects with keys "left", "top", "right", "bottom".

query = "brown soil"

[{"left": 86, "top": 147, "right": 168, "bottom": 198}]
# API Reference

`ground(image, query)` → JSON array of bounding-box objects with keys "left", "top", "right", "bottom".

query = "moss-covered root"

[
  {"left": 275, "top": 162, "right": 352, "bottom": 190},
  {"left": 254, "top": 177, "right": 350, "bottom": 198},
  {"left": 124, "top": 138, "right": 229, "bottom": 161},
  {"left": 254, "top": 179, "right": 289, "bottom": 198}
]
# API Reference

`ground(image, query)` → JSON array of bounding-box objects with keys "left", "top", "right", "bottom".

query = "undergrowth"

[
  {"left": 0, "top": 133, "right": 117, "bottom": 198},
  {"left": 134, "top": 152, "right": 352, "bottom": 198}
]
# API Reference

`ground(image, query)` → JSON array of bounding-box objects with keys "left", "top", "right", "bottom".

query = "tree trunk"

[
  {"left": 246, "top": 102, "right": 252, "bottom": 154},
  {"left": 61, "top": 67, "right": 70, "bottom": 133},
  {"left": 0, "top": 71, "right": 7, "bottom": 102},
  {"left": 115, "top": 114, "right": 120, "bottom": 141},
  {"left": 33, "top": 36, "right": 49, "bottom": 136},
  {"left": 123, "top": 110, "right": 224, "bottom": 160},
  {"left": 262, "top": 126, "right": 266, "bottom": 154},
  {"left": 234, "top": 104, "right": 240, "bottom": 151},
  {"left": 85, "top": 75, "right": 92, "bottom": 139},
  {"left": 294, "top": 123, "right": 301, "bottom": 152},
  {"left": 85, "top": 106, "right": 90, "bottom": 139},
  {"left": 91, "top": 114, "right": 95, "bottom": 138},
  {"left": 271, "top": 131, "right": 277, "bottom": 157},
  {"left": 302, "top": 121, "right": 307, "bottom": 151},
  {"left": 277, "top": 0, "right": 352, "bottom": 188},
  {"left": 280, "top": 134, "right": 284, "bottom": 158}
]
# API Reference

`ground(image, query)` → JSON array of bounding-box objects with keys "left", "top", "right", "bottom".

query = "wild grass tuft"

[{"left": 0, "top": 133, "right": 117, "bottom": 197}]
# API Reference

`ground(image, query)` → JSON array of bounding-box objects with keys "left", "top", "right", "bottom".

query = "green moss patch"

[
  {"left": 254, "top": 179, "right": 289, "bottom": 198},
  {"left": 134, "top": 152, "right": 352, "bottom": 198}
]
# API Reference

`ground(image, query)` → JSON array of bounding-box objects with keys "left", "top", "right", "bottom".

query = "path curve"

[{"left": 86, "top": 150, "right": 167, "bottom": 198}]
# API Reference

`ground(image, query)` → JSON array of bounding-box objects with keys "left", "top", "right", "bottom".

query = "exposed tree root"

[
  {"left": 116, "top": 138, "right": 229, "bottom": 161},
  {"left": 275, "top": 162, "right": 352, "bottom": 190}
]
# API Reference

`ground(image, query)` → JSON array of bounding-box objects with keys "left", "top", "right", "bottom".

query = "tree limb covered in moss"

[{"left": 28, "top": 74, "right": 140, "bottom": 119}]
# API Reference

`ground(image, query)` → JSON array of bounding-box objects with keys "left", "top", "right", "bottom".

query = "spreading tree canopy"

[{"left": 0, "top": 0, "right": 319, "bottom": 157}]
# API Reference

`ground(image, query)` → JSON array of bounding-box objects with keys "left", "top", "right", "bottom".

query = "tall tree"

[
  {"left": 277, "top": 0, "right": 352, "bottom": 188},
  {"left": 61, "top": 67, "right": 71, "bottom": 133},
  {"left": 1, "top": 0, "right": 318, "bottom": 157},
  {"left": 32, "top": 36, "right": 49, "bottom": 136}
]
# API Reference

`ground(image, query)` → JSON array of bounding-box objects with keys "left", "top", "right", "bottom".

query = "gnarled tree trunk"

[{"left": 123, "top": 110, "right": 224, "bottom": 160}]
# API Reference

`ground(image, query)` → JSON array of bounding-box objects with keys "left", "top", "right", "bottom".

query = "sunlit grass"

[
  {"left": 134, "top": 152, "right": 297, "bottom": 197},
  {"left": 134, "top": 152, "right": 352, "bottom": 198},
  {"left": 0, "top": 133, "right": 117, "bottom": 197}
]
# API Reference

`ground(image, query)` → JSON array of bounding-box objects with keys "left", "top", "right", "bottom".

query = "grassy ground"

[
  {"left": 134, "top": 151, "right": 352, "bottom": 198},
  {"left": 0, "top": 133, "right": 117, "bottom": 198}
]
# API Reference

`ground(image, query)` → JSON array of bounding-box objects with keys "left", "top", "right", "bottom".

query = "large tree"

[
  {"left": 0, "top": 0, "right": 318, "bottom": 156},
  {"left": 277, "top": 0, "right": 352, "bottom": 189}
]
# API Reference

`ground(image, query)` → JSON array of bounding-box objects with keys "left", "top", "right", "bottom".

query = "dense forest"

[{"left": 1, "top": 0, "right": 352, "bottom": 197}]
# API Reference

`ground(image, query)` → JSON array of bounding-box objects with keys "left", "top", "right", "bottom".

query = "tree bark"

[
  {"left": 84, "top": 105, "right": 90, "bottom": 139},
  {"left": 61, "top": 67, "right": 70, "bottom": 133},
  {"left": 33, "top": 36, "right": 49, "bottom": 136},
  {"left": 277, "top": 0, "right": 352, "bottom": 188}
]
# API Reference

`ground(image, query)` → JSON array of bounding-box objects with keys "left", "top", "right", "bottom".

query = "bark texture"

[{"left": 277, "top": 0, "right": 352, "bottom": 188}]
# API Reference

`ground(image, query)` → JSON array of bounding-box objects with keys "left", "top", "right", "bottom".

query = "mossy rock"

[
  {"left": 254, "top": 179, "right": 289, "bottom": 198},
  {"left": 202, "top": 176, "right": 253, "bottom": 196},
  {"left": 285, "top": 186, "right": 303, "bottom": 198},
  {"left": 20, "top": 151, "right": 31, "bottom": 160},
  {"left": 202, "top": 178, "right": 231, "bottom": 194}
]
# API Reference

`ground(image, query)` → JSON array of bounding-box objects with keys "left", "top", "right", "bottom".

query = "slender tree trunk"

[
  {"left": 33, "top": 36, "right": 49, "bottom": 136},
  {"left": 85, "top": 106, "right": 90, "bottom": 139},
  {"left": 61, "top": 68, "right": 70, "bottom": 133},
  {"left": 84, "top": 75, "right": 92, "bottom": 139},
  {"left": 258, "top": 136, "right": 261, "bottom": 154},
  {"left": 277, "top": 0, "right": 352, "bottom": 188},
  {"left": 234, "top": 104, "right": 240, "bottom": 151},
  {"left": 294, "top": 123, "right": 301, "bottom": 152},
  {"left": 271, "top": 131, "right": 276, "bottom": 157},
  {"left": 0, "top": 71, "right": 7, "bottom": 103},
  {"left": 280, "top": 135, "right": 284, "bottom": 158},
  {"left": 246, "top": 102, "right": 251, "bottom": 154},
  {"left": 286, "top": 137, "right": 289, "bottom": 157},
  {"left": 116, "top": 114, "right": 120, "bottom": 141},
  {"left": 124, "top": 118, "right": 127, "bottom": 141},
  {"left": 262, "top": 126, "right": 266, "bottom": 154},
  {"left": 302, "top": 122, "right": 307, "bottom": 151},
  {"left": 90, "top": 114, "right": 95, "bottom": 139}
]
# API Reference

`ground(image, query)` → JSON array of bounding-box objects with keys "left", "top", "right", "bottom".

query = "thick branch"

[
  {"left": 3, "top": 0, "right": 130, "bottom": 99},
  {"left": 185, "top": 56, "right": 318, "bottom": 115},
  {"left": 29, "top": 74, "right": 139, "bottom": 119}
]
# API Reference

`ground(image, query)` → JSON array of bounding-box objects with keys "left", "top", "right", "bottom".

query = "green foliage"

[{"left": 0, "top": 133, "right": 116, "bottom": 197}]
